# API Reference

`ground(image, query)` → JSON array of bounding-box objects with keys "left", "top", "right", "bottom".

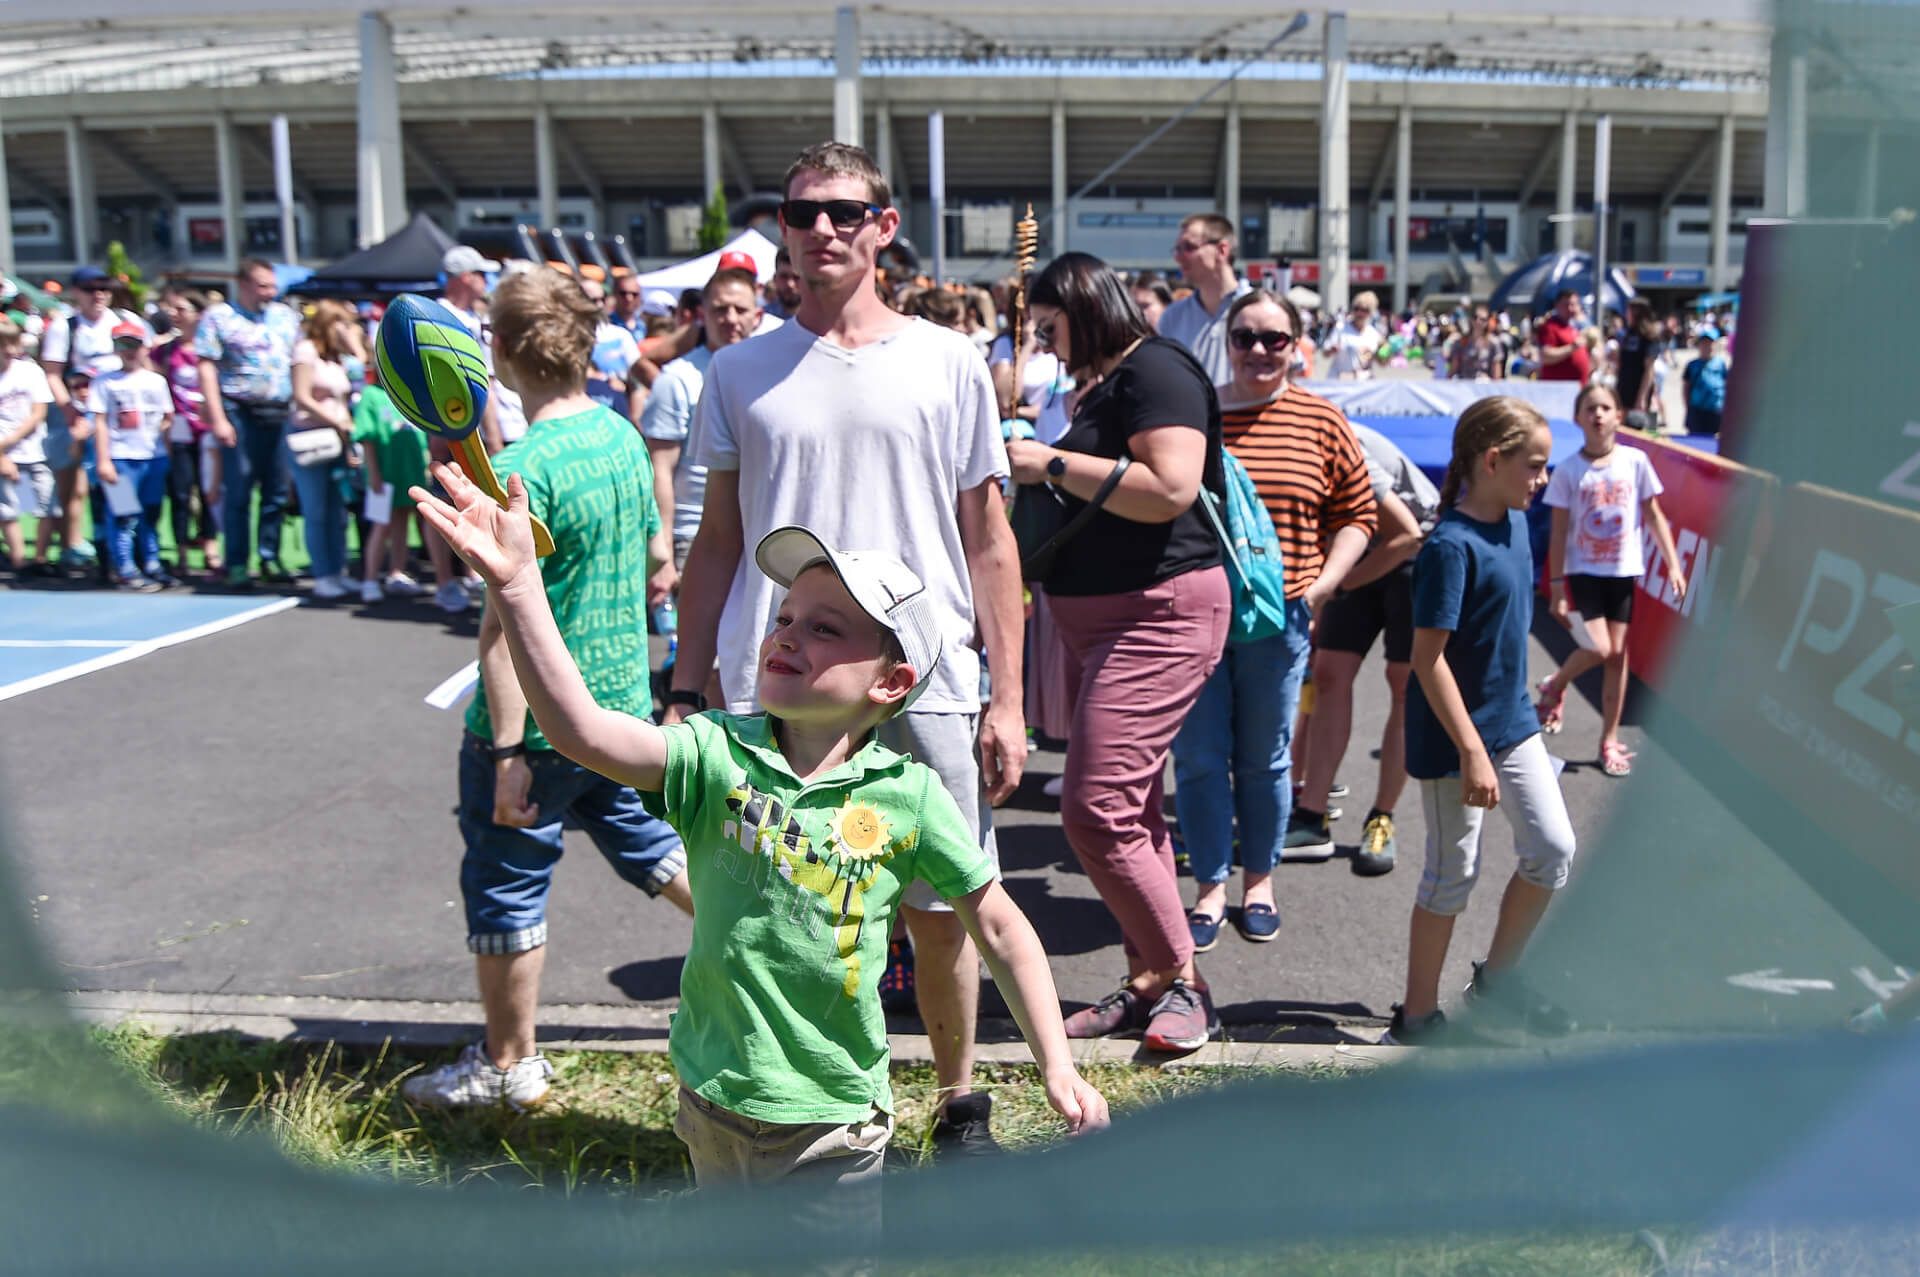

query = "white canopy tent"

[{"left": 631, "top": 229, "right": 777, "bottom": 292}]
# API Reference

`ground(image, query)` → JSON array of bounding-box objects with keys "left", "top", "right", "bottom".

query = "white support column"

[
  {"left": 65, "top": 117, "right": 97, "bottom": 267},
  {"left": 1556, "top": 108, "right": 1577, "bottom": 253},
  {"left": 1593, "top": 113, "right": 1612, "bottom": 316},
  {"left": 534, "top": 104, "right": 558, "bottom": 232},
  {"left": 1221, "top": 99, "right": 1241, "bottom": 236},
  {"left": 833, "top": 6, "right": 861, "bottom": 149},
  {"left": 272, "top": 114, "right": 299, "bottom": 266},
  {"left": 1766, "top": 28, "right": 1808, "bottom": 218},
  {"left": 928, "top": 110, "right": 946, "bottom": 285},
  {"left": 1860, "top": 121, "right": 1881, "bottom": 219},
  {"left": 874, "top": 108, "right": 894, "bottom": 200},
  {"left": 1392, "top": 104, "right": 1411, "bottom": 312},
  {"left": 0, "top": 99, "right": 15, "bottom": 277},
  {"left": 701, "top": 104, "right": 722, "bottom": 203},
  {"left": 1710, "top": 114, "right": 1735, "bottom": 293},
  {"left": 1051, "top": 99, "right": 1069, "bottom": 256},
  {"left": 1319, "top": 11, "right": 1350, "bottom": 315},
  {"left": 213, "top": 112, "right": 243, "bottom": 273},
  {"left": 356, "top": 11, "right": 405, "bottom": 248}
]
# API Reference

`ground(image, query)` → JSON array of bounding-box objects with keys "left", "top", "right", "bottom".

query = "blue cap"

[
  {"left": 1696, "top": 325, "right": 1721, "bottom": 341},
  {"left": 70, "top": 265, "right": 110, "bottom": 287}
]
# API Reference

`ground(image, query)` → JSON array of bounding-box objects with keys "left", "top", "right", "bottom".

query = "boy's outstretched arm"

[
  {"left": 949, "top": 881, "right": 1110, "bottom": 1135},
  {"left": 414, "top": 462, "right": 668, "bottom": 792}
]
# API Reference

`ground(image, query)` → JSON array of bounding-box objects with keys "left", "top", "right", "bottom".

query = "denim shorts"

[{"left": 457, "top": 731, "right": 687, "bottom": 954}]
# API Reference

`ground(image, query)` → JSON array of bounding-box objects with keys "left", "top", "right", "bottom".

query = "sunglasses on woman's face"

[
  {"left": 780, "top": 199, "right": 883, "bottom": 230},
  {"left": 1229, "top": 327, "right": 1295, "bottom": 352},
  {"left": 1033, "top": 320, "right": 1057, "bottom": 347}
]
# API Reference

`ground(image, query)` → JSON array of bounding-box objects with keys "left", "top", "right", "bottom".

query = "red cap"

[
  {"left": 110, "top": 321, "right": 146, "bottom": 344},
  {"left": 716, "top": 250, "right": 758, "bottom": 275}
]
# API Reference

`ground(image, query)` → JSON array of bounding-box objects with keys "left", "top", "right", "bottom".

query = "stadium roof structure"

[{"left": 0, "top": 0, "right": 1775, "bottom": 100}]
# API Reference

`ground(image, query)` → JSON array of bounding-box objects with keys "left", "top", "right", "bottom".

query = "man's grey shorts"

[
  {"left": 878, "top": 710, "right": 1000, "bottom": 912},
  {"left": 0, "top": 462, "right": 56, "bottom": 522}
]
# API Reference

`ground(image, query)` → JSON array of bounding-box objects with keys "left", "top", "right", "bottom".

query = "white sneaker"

[
  {"left": 360, "top": 578, "right": 384, "bottom": 604},
  {"left": 435, "top": 579, "right": 473, "bottom": 613},
  {"left": 400, "top": 1042, "right": 553, "bottom": 1112},
  {"left": 383, "top": 571, "right": 425, "bottom": 598},
  {"left": 311, "top": 574, "right": 350, "bottom": 600}
]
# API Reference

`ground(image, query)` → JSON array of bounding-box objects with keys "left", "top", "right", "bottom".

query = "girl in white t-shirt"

[
  {"left": 86, "top": 325, "right": 176, "bottom": 590},
  {"left": 1534, "top": 384, "right": 1687, "bottom": 776}
]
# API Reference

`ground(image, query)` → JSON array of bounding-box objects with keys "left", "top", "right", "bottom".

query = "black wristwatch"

[
  {"left": 1046, "top": 452, "right": 1067, "bottom": 479},
  {"left": 668, "top": 689, "right": 707, "bottom": 712},
  {"left": 489, "top": 742, "right": 527, "bottom": 763}
]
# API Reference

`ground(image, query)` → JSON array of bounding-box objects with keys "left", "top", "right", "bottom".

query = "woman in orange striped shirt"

[{"left": 1171, "top": 290, "right": 1377, "bottom": 949}]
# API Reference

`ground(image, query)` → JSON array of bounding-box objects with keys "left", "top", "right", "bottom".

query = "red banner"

[{"left": 1617, "top": 435, "right": 1773, "bottom": 685}]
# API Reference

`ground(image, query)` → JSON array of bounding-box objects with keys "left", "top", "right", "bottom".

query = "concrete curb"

[{"left": 67, "top": 989, "right": 1408, "bottom": 1071}]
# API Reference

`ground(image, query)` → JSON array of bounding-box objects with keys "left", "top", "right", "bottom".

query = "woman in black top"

[{"left": 1005, "top": 253, "right": 1231, "bottom": 1053}]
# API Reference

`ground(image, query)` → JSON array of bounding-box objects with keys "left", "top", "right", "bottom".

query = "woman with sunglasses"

[
  {"left": 1005, "top": 252, "right": 1231, "bottom": 1053},
  {"left": 1170, "top": 290, "right": 1378, "bottom": 948}
]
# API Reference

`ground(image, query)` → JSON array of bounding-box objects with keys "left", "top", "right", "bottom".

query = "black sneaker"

[
  {"left": 878, "top": 937, "right": 916, "bottom": 1016},
  {"left": 1380, "top": 1004, "right": 1448, "bottom": 1045},
  {"left": 1351, "top": 812, "right": 1397, "bottom": 877},
  {"left": 258, "top": 559, "right": 295, "bottom": 584},
  {"left": 1463, "top": 961, "right": 1575, "bottom": 1036},
  {"left": 1282, "top": 810, "right": 1334, "bottom": 861},
  {"left": 930, "top": 1091, "right": 1001, "bottom": 1161}
]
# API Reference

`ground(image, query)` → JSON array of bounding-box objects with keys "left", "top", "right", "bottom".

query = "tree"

[
  {"left": 105, "top": 241, "right": 150, "bottom": 309},
  {"left": 698, "top": 184, "right": 730, "bottom": 253}
]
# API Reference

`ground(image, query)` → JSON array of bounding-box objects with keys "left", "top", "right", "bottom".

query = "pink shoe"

[{"left": 1535, "top": 678, "right": 1565, "bottom": 734}]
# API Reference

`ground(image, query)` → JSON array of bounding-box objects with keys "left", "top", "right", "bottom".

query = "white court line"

[
  {"left": 0, "top": 597, "right": 303, "bottom": 703},
  {"left": 0, "top": 639, "right": 146, "bottom": 648}
]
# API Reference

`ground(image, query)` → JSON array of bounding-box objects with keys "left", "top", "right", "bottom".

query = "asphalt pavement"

[{"left": 0, "top": 574, "right": 1904, "bottom": 1051}]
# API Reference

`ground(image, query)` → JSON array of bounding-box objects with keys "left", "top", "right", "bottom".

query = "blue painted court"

[{"left": 0, "top": 591, "right": 301, "bottom": 702}]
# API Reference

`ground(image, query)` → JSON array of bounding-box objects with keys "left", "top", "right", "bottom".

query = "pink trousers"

[{"left": 1047, "top": 566, "right": 1229, "bottom": 973}]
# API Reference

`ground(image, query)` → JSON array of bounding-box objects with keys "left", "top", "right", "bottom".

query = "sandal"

[
  {"left": 1535, "top": 677, "right": 1565, "bottom": 734},
  {"left": 1601, "top": 741, "right": 1635, "bottom": 777}
]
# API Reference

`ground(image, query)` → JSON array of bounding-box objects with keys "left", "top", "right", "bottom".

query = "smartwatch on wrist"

[
  {"left": 1046, "top": 452, "right": 1067, "bottom": 479},
  {"left": 668, "top": 689, "right": 707, "bottom": 712},
  {"left": 490, "top": 742, "right": 527, "bottom": 763}
]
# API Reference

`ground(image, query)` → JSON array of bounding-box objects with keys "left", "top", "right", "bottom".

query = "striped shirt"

[{"left": 1220, "top": 384, "right": 1378, "bottom": 599}]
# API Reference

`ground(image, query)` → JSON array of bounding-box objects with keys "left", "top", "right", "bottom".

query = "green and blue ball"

[{"left": 374, "top": 293, "right": 490, "bottom": 441}]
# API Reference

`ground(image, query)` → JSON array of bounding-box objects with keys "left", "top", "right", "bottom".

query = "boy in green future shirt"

[{"left": 414, "top": 466, "right": 1110, "bottom": 1191}]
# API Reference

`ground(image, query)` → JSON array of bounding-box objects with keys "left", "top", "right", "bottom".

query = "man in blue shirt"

[{"left": 1682, "top": 329, "right": 1728, "bottom": 436}]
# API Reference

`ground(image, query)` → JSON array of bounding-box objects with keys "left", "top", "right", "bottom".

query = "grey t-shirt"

[
  {"left": 1352, "top": 423, "right": 1440, "bottom": 536},
  {"left": 1156, "top": 278, "right": 1253, "bottom": 386},
  {"left": 639, "top": 342, "right": 715, "bottom": 544},
  {"left": 693, "top": 316, "right": 1009, "bottom": 715}
]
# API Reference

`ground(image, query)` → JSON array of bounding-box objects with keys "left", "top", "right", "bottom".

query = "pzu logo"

[{"left": 1778, "top": 551, "right": 1920, "bottom": 753}]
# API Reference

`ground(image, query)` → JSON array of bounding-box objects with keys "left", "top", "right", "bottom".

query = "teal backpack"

[{"left": 1198, "top": 449, "right": 1288, "bottom": 643}]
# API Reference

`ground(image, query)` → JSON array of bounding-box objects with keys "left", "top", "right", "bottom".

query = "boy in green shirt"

[
  {"left": 414, "top": 466, "right": 1109, "bottom": 1190},
  {"left": 350, "top": 377, "right": 430, "bottom": 601}
]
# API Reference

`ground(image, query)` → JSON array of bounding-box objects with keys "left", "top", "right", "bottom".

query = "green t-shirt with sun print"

[{"left": 643, "top": 711, "right": 994, "bottom": 1125}]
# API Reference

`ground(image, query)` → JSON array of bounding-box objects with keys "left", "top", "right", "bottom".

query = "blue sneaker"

[
  {"left": 1234, "top": 902, "right": 1280, "bottom": 943},
  {"left": 1186, "top": 910, "right": 1222, "bottom": 953}
]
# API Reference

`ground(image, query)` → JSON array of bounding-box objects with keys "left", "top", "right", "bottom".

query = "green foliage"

[
  {"left": 104, "top": 241, "right": 149, "bottom": 309},
  {"left": 698, "top": 184, "right": 730, "bottom": 253}
]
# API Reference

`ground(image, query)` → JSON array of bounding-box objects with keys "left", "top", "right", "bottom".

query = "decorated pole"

[{"left": 1002, "top": 203, "right": 1040, "bottom": 426}]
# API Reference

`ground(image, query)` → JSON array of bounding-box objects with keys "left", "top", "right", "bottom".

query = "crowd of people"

[{"left": 3, "top": 141, "right": 1769, "bottom": 1204}]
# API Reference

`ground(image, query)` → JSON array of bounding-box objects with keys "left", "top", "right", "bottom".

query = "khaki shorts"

[{"left": 674, "top": 1083, "right": 892, "bottom": 1190}]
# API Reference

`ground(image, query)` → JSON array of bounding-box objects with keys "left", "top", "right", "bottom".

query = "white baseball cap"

[
  {"left": 755, "top": 526, "right": 944, "bottom": 711},
  {"left": 442, "top": 246, "right": 501, "bottom": 276},
  {"left": 640, "top": 288, "right": 677, "bottom": 317}
]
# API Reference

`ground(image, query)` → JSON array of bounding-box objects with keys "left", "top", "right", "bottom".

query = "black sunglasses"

[
  {"left": 780, "top": 198, "right": 883, "bottom": 230},
  {"left": 1229, "top": 327, "right": 1295, "bottom": 352},
  {"left": 1032, "top": 319, "right": 1057, "bottom": 347}
]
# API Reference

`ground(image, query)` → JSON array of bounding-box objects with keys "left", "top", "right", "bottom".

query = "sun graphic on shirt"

[{"left": 827, "top": 801, "right": 893, "bottom": 862}]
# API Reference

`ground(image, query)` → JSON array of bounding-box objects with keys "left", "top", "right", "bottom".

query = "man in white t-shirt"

[
  {"left": 1323, "top": 291, "right": 1384, "bottom": 379},
  {"left": 0, "top": 315, "right": 56, "bottom": 570},
  {"left": 668, "top": 142, "right": 1026, "bottom": 1157},
  {"left": 40, "top": 264, "right": 149, "bottom": 573}
]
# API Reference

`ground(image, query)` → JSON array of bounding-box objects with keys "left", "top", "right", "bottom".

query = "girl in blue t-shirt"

[{"left": 1384, "top": 397, "right": 1578, "bottom": 1046}]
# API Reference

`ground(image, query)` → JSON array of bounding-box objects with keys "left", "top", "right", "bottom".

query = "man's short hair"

[
  {"left": 238, "top": 257, "right": 276, "bottom": 280},
  {"left": 677, "top": 288, "right": 704, "bottom": 315},
  {"left": 703, "top": 268, "right": 760, "bottom": 303},
  {"left": 489, "top": 269, "right": 598, "bottom": 388},
  {"left": 1554, "top": 288, "right": 1579, "bottom": 305},
  {"left": 1181, "top": 212, "right": 1235, "bottom": 245},
  {"left": 774, "top": 246, "right": 792, "bottom": 269},
  {"left": 783, "top": 141, "right": 891, "bottom": 209}
]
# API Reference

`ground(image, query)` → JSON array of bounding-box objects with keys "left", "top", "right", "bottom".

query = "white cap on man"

[
  {"left": 754, "top": 526, "right": 945, "bottom": 711},
  {"left": 640, "top": 288, "right": 677, "bottom": 317},
  {"left": 442, "top": 246, "right": 501, "bottom": 277}
]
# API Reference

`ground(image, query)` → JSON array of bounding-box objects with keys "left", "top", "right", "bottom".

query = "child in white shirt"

[
  {"left": 0, "top": 316, "right": 56, "bottom": 570},
  {"left": 1535, "top": 384, "right": 1686, "bottom": 775},
  {"left": 86, "top": 324, "right": 176, "bottom": 591}
]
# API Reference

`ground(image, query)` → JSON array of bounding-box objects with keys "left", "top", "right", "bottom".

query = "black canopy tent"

[{"left": 299, "top": 212, "right": 455, "bottom": 298}]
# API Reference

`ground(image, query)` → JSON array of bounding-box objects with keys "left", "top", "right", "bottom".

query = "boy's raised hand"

[{"left": 412, "top": 461, "right": 537, "bottom": 590}]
